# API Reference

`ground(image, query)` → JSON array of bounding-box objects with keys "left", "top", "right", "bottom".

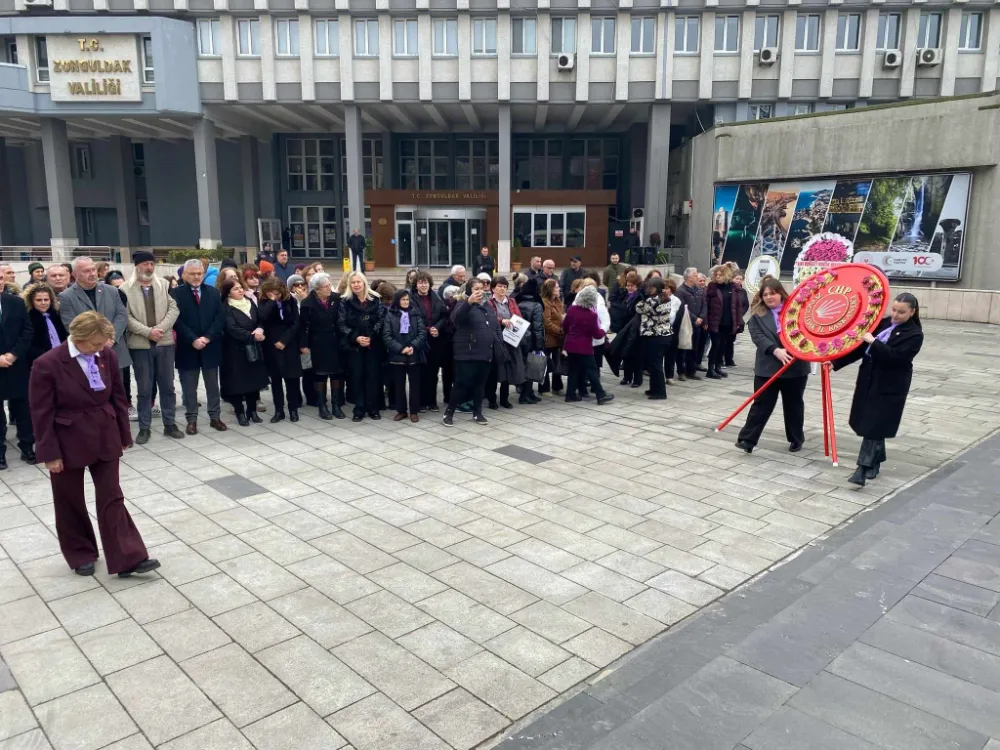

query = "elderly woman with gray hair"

[
  {"left": 561, "top": 286, "right": 614, "bottom": 406},
  {"left": 299, "top": 272, "right": 345, "bottom": 419}
]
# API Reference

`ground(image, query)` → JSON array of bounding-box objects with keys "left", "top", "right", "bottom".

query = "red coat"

[
  {"left": 562, "top": 305, "right": 605, "bottom": 355},
  {"left": 29, "top": 343, "right": 132, "bottom": 470}
]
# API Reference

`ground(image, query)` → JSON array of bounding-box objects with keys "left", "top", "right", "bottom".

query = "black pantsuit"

[
  {"left": 738, "top": 375, "right": 807, "bottom": 447},
  {"left": 348, "top": 348, "right": 381, "bottom": 417},
  {"left": 270, "top": 377, "right": 302, "bottom": 412},
  {"left": 392, "top": 366, "right": 421, "bottom": 415},
  {"left": 0, "top": 398, "right": 33, "bottom": 454},
  {"left": 708, "top": 331, "right": 727, "bottom": 370}
]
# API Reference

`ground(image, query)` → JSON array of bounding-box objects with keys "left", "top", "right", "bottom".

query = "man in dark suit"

[
  {"left": 0, "top": 291, "right": 35, "bottom": 469},
  {"left": 171, "top": 259, "right": 227, "bottom": 434}
]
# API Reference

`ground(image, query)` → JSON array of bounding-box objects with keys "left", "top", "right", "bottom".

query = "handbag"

[
  {"left": 300, "top": 350, "right": 313, "bottom": 370},
  {"left": 678, "top": 307, "right": 694, "bottom": 351},
  {"left": 525, "top": 351, "right": 547, "bottom": 382},
  {"left": 244, "top": 341, "right": 261, "bottom": 363}
]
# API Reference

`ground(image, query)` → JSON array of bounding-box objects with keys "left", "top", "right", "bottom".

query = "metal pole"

[{"left": 715, "top": 359, "right": 796, "bottom": 433}]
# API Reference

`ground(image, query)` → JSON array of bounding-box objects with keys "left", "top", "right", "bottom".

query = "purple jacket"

[{"left": 562, "top": 305, "right": 605, "bottom": 355}]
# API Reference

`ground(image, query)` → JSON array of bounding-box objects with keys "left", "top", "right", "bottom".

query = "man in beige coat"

[{"left": 123, "top": 251, "right": 182, "bottom": 444}]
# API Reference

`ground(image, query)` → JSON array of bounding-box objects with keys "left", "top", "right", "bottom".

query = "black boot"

[
  {"left": 716, "top": 366, "right": 728, "bottom": 378},
  {"left": 289, "top": 409, "right": 299, "bottom": 422},
  {"left": 848, "top": 466, "right": 867, "bottom": 487},
  {"left": 706, "top": 368, "right": 722, "bottom": 380},
  {"left": 270, "top": 409, "right": 286, "bottom": 424},
  {"left": 234, "top": 405, "right": 250, "bottom": 427},
  {"left": 317, "top": 383, "right": 333, "bottom": 420},
  {"left": 247, "top": 408, "right": 263, "bottom": 424},
  {"left": 865, "top": 462, "right": 880, "bottom": 480}
]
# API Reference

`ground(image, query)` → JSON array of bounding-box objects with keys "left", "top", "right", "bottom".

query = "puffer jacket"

[
  {"left": 451, "top": 300, "right": 495, "bottom": 362},
  {"left": 542, "top": 298, "right": 564, "bottom": 349},
  {"left": 516, "top": 298, "right": 545, "bottom": 352},
  {"left": 381, "top": 307, "right": 427, "bottom": 365},
  {"left": 635, "top": 295, "right": 674, "bottom": 337}
]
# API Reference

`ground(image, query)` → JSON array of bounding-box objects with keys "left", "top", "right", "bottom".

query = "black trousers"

[
  {"left": 696, "top": 326, "right": 710, "bottom": 365},
  {"left": 737, "top": 375, "right": 807, "bottom": 447},
  {"left": 392, "top": 365, "right": 421, "bottom": 415},
  {"left": 486, "top": 362, "right": 510, "bottom": 406},
  {"left": 419, "top": 339, "right": 444, "bottom": 408},
  {"left": 0, "top": 398, "right": 33, "bottom": 454},
  {"left": 227, "top": 393, "right": 259, "bottom": 413},
  {"left": 447, "top": 360, "right": 491, "bottom": 416},
  {"left": 122, "top": 366, "right": 132, "bottom": 403},
  {"left": 642, "top": 336, "right": 669, "bottom": 398},
  {"left": 540, "top": 347, "right": 564, "bottom": 393},
  {"left": 440, "top": 348, "right": 455, "bottom": 403},
  {"left": 566, "top": 353, "right": 606, "bottom": 400},
  {"left": 708, "top": 331, "right": 727, "bottom": 370},
  {"left": 857, "top": 437, "right": 887, "bottom": 469},
  {"left": 664, "top": 335, "right": 678, "bottom": 379},
  {"left": 348, "top": 347, "right": 381, "bottom": 416},
  {"left": 623, "top": 346, "right": 643, "bottom": 386},
  {"left": 270, "top": 375, "right": 302, "bottom": 411},
  {"left": 302, "top": 368, "right": 318, "bottom": 406},
  {"left": 725, "top": 332, "right": 738, "bottom": 366}
]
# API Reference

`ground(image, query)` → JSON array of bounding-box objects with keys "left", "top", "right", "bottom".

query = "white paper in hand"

[{"left": 502, "top": 315, "right": 529, "bottom": 347}]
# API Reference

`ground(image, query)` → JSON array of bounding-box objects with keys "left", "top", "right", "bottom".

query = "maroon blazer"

[
  {"left": 29, "top": 342, "right": 132, "bottom": 470},
  {"left": 705, "top": 282, "right": 746, "bottom": 335}
]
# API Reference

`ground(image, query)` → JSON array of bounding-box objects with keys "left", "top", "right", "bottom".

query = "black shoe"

[
  {"left": 688, "top": 373, "right": 702, "bottom": 380},
  {"left": 117, "top": 558, "right": 161, "bottom": 578},
  {"left": 717, "top": 368, "right": 729, "bottom": 378},
  {"left": 488, "top": 402, "right": 499, "bottom": 411},
  {"left": 677, "top": 374, "right": 687, "bottom": 382},
  {"left": 428, "top": 404, "right": 440, "bottom": 412},
  {"left": 725, "top": 361, "right": 737, "bottom": 368},
  {"left": 368, "top": 411, "right": 382, "bottom": 420},
  {"left": 648, "top": 394, "right": 667, "bottom": 400},
  {"left": 442, "top": 411, "right": 455, "bottom": 427},
  {"left": 318, "top": 402, "right": 333, "bottom": 420},
  {"left": 332, "top": 404, "right": 346, "bottom": 420},
  {"left": 630, "top": 383, "right": 642, "bottom": 389},
  {"left": 735, "top": 439, "right": 754, "bottom": 453},
  {"left": 237, "top": 413, "right": 250, "bottom": 427},
  {"left": 789, "top": 441, "right": 803, "bottom": 453},
  {"left": 696, "top": 365, "right": 708, "bottom": 372},
  {"left": 289, "top": 410, "right": 299, "bottom": 422},
  {"left": 565, "top": 396, "right": 583, "bottom": 403},
  {"left": 706, "top": 370, "right": 722, "bottom": 379},
  {"left": 500, "top": 400, "right": 514, "bottom": 409},
  {"left": 527, "top": 394, "right": 541, "bottom": 403},
  {"left": 135, "top": 429, "right": 152, "bottom": 445},
  {"left": 597, "top": 394, "right": 615, "bottom": 405},
  {"left": 473, "top": 414, "right": 488, "bottom": 425},
  {"left": 847, "top": 467, "right": 867, "bottom": 487},
  {"left": 865, "top": 463, "right": 880, "bottom": 480},
  {"left": 247, "top": 411, "right": 263, "bottom": 424},
  {"left": 270, "top": 410, "right": 286, "bottom": 424},
  {"left": 644, "top": 390, "right": 651, "bottom": 396},
  {"left": 20, "top": 449, "right": 35, "bottom": 463},
  {"left": 75, "top": 562, "right": 96, "bottom": 576},
  {"left": 163, "top": 426, "right": 185, "bottom": 440},
  {"left": 0, "top": 456, "right": 8, "bottom": 470},
  {"left": 352, "top": 413, "right": 364, "bottom": 422},
  {"left": 186, "top": 421, "right": 198, "bottom": 435},
  {"left": 518, "top": 395, "right": 532, "bottom": 405},
  {"left": 619, "top": 377, "right": 630, "bottom": 386}
]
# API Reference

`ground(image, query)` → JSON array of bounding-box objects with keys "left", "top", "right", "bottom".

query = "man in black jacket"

[
  {"left": 471, "top": 247, "right": 495, "bottom": 277},
  {"left": 347, "top": 229, "right": 366, "bottom": 272},
  {"left": 674, "top": 267, "right": 706, "bottom": 380},
  {"left": 559, "top": 256, "right": 585, "bottom": 301},
  {"left": 0, "top": 291, "right": 34, "bottom": 468}
]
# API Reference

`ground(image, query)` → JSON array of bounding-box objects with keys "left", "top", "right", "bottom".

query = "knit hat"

[
  {"left": 220, "top": 258, "right": 238, "bottom": 270},
  {"left": 258, "top": 260, "right": 274, "bottom": 275},
  {"left": 132, "top": 250, "right": 156, "bottom": 265},
  {"left": 286, "top": 274, "right": 305, "bottom": 290},
  {"left": 28, "top": 262, "right": 44, "bottom": 275}
]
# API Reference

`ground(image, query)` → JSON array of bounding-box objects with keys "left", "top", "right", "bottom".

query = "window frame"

[
  {"left": 551, "top": 17, "right": 577, "bottom": 55},
  {"left": 274, "top": 18, "right": 300, "bottom": 57},
  {"left": 432, "top": 18, "right": 459, "bottom": 57},
  {"left": 137, "top": 199, "right": 150, "bottom": 227},
  {"left": 4, "top": 38, "right": 17, "bottom": 65},
  {"left": 314, "top": 18, "right": 340, "bottom": 57},
  {"left": 754, "top": 14, "right": 779, "bottom": 52},
  {"left": 630, "top": 16, "right": 655, "bottom": 56},
  {"left": 354, "top": 19, "right": 379, "bottom": 57},
  {"left": 81, "top": 208, "right": 95, "bottom": 239},
  {"left": 393, "top": 18, "right": 419, "bottom": 57},
  {"left": 286, "top": 138, "right": 336, "bottom": 193},
  {"left": 73, "top": 143, "right": 92, "bottom": 179},
  {"left": 875, "top": 12, "right": 901, "bottom": 51},
  {"left": 341, "top": 137, "right": 385, "bottom": 192},
  {"left": 34, "top": 37, "right": 49, "bottom": 82},
  {"left": 287, "top": 205, "right": 341, "bottom": 259},
  {"left": 512, "top": 207, "right": 587, "bottom": 250},
  {"left": 674, "top": 16, "right": 700, "bottom": 55},
  {"left": 835, "top": 12, "right": 862, "bottom": 52},
  {"left": 591, "top": 16, "right": 616, "bottom": 55},
  {"left": 472, "top": 17, "right": 498, "bottom": 56},
  {"left": 795, "top": 13, "right": 821, "bottom": 52},
  {"left": 455, "top": 138, "right": 500, "bottom": 190},
  {"left": 792, "top": 103, "right": 813, "bottom": 116},
  {"left": 959, "top": 11, "right": 983, "bottom": 51},
  {"left": 237, "top": 18, "right": 261, "bottom": 57},
  {"left": 567, "top": 138, "right": 620, "bottom": 191},
  {"left": 748, "top": 103, "right": 773, "bottom": 121},
  {"left": 714, "top": 15, "right": 740, "bottom": 54},
  {"left": 399, "top": 139, "right": 449, "bottom": 190},
  {"left": 196, "top": 19, "right": 222, "bottom": 57},
  {"left": 917, "top": 11, "right": 942, "bottom": 48},
  {"left": 141, "top": 36, "right": 154, "bottom": 83},
  {"left": 512, "top": 17, "right": 537, "bottom": 56}
]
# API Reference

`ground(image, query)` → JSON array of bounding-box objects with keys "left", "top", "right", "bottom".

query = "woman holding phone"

[{"left": 443, "top": 279, "right": 495, "bottom": 427}]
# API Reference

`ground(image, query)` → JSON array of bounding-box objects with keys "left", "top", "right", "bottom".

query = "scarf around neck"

[{"left": 229, "top": 296, "right": 252, "bottom": 317}]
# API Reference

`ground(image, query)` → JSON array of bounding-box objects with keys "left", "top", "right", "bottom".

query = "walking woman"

[
  {"left": 619, "top": 272, "right": 644, "bottom": 387},
  {"left": 634, "top": 277, "right": 673, "bottom": 400},
  {"left": 338, "top": 271, "right": 383, "bottom": 422},
  {"left": 735, "top": 277, "right": 809, "bottom": 454},
  {"left": 382, "top": 289, "right": 427, "bottom": 422},
  {"left": 300, "top": 272, "right": 345, "bottom": 420},
  {"left": 443, "top": 278, "right": 494, "bottom": 427},
  {"left": 540, "top": 278, "right": 564, "bottom": 395},
  {"left": 705, "top": 264, "right": 743, "bottom": 379},
  {"left": 219, "top": 278, "right": 270, "bottom": 426},
  {"left": 834, "top": 293, "right": 924, "bottom": 487},
  {"left": 411, "top": 271, "right": 448, "bottom": 411},
  {"left": 562, "top": 286, "right": 614, "bottom": 405},
  {"left": 258, "top": 277, "right": 303, "bottom": 423},
  {"left": 29, "top": 311, "right": 159, "bottom": 578}
]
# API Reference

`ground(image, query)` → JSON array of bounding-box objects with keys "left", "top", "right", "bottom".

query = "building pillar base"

[
  {"left": 50, "top": 238, "right": 80, "bottom": 262},
  {"left": 497, "top": 239, "right": 511, "bottom": 274},
  {"left": 198, "top": 238, "right": 223, "bottom": 251}
]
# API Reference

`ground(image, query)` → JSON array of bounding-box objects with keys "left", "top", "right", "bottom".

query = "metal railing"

[{"left": 0, "top": 246, "right": 118, "bottom": 263}]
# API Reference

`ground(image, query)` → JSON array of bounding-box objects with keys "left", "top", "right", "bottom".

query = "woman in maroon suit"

[{"left": 29, "top": 311, "right": 160, "bottom": 578}]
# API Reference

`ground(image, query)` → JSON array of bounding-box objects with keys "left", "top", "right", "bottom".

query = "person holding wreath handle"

[{"left": 832, "top": 292, "right": 924, "bottom": 487}]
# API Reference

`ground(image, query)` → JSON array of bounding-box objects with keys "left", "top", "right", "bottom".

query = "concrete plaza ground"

[{"left": 0, "top": 319, "right": 998, "bottom": 750}]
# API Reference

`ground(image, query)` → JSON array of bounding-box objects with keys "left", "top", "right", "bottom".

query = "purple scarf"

[
  {"left": 80, "top": 353, "right": 105, "bottom": 391},
  {"left": 399, "top": 311, "right": 410, "bottom": 335},
  {"left": 42, "top": 312, "right": 61, "bottom": 349}
]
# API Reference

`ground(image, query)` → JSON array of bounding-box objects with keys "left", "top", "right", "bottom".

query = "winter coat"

[
  {"left": 516, "top": 298, "right": 545, "bottom": 353},
  {"left": 27, "top": 308, "right": 67, "bottom": 366},
  {"left": 559, "top": 267, "right": 585, "bottom": 301},
  {"left": 0, "top": 292, "right": 33, "bottom": 400},
  {"left": 338, "top": 294, "right": 383, "bottom": 351},
  {"left": 609, "top": 285, "right": 629, "bottom": 334},
  {"left": 675, "top": 282, "right": 706, "bottom": 323},
  {"left": 562, "top": 305, "right": 605, "bottom": 355},
  {"left": 411, "top": 290, "right": 450, "bottom": 358},
  {"left": 592, "top": 293, "right": 610, "bottom": 346},
  {"left": 58, "top": 282, "right": 131, "bottom": 368},
  {"left": 258, "top": 297, "right": 303, "bottom": 379},
  {"left": 603, "top": 263, "right": 624, "bottom": 291},
  {"left": 605, "top": 315, "right": 639, "bottom": 376},
  {"left": 747, "top": 310, "right": 810, "bottom": 379},
  {"left": 122, "top": 274, "right": 179, "bottom": 350},
  {"left": 542, "top": 298, "right": 564, "bottom": 349},
  {"left": 220, "top": 301, "right": 270, "bottom": 398},
  {"left": 382, "top": 308, "right": 427, "bottom": 366},
  {"left": 833, "top": 318, "right": 924, "bottom": 440},
  {"left": 299, "top": 292, "right": 344, "bottom": 377},
  {"left": 706, "top": 282, "right": 744, "bottom": 334},
  {"left": 171, "top": 284, "right": 225, "bottom": 371},
  {"left": 451, "top": 300, "right": 495, "bottom": 362},
  {"left": 471, "top": 254, "right": 496, "bottom": 277},
  {"left": 487, "top": 295, "right": 521, "bottom": 327},
  {"left": 635, "top": 295, "right": 675, "bottom": 337},
  {"left": 347, "top": 233, "right": 367, "bottom": 259}
]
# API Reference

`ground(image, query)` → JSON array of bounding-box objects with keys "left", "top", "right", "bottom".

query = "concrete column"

[
  {"left": 0, "top": 139, "right": 14, "bottom": 246},
  {"left": 338, "top": 14, "right": 354, "bottom": 100},
  {"left": 381, "top": 131, "right": 393, "bottom": 189},
  {"left": 241, "top": 135, "right": 261, "bottom": 248},
  {"left": 193, "top": 118, "right": 222, "bottom": 250},
  {"left": 940, "top": 7, "right": 962, "bottom": 97},
  {"left": 738, "top": 11, "right": 756, "bottom": 100},
  {"left": 497, "top": 104, "right": 512, "bottom": 273},
  {"left": 498, "top": 13, "right": 511, "bottom": 101},
  {"left": 859, "top": 9, "right": 879, "bottom": 98},
  {"left": 299, "top": 14, "right": 315, "bottom": 100},
  {"left": 109, "top": 135, "right": 140, "bottom": 252},
  {"left": 40, "top": 118, "right": 79, "bottom": 258},
  {"left": 615, "top": 10, "right": 630, "bottom": 101},
  {"left": 643, "top": 103, "right": 671, "bottom": 247},
  {"left": 344, "top": 104, "right": 365, "bottom": 234},
  {"left": 576, "top": 12, "right": 592, "bottom": 102},
  {"left": 981, "top": 9, "right": 1000, "bottom": 93},
  {"left": 778, "top": 10, "right": 796, "bottom": 99},
  {"left": 819, "top": 9, "right": 838, "bottom": 99},
  {"left": 900, "top": 9, "right": 921, "bottom": 98},
  {"left": 699, "top": 12, "right": 715, "bottom": 99}
]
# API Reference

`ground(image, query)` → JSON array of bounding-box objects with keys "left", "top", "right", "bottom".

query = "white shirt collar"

[{"left": 67, "top": 340, "right": 99, "bottom": 359}]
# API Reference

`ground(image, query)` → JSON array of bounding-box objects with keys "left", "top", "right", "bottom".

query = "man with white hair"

[
  {"left": 169, "top": 259, "right": 227, "bottom": 434},
  {"left": 0, "top": 264, "right": 16, "bottom": 293},
  {"left": 674, "top": 266, "right": 706, "bottom": 380},
  {"left": 46, "top": 264, "right": 71, "bottom": 296},
  {"left": 58, "top": 256, "right": 131, "bottom": 375},
  {"left": 441, "top": 265, "right": 467, "bottom": 293}
]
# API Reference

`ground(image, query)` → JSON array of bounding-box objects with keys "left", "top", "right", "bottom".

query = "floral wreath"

[{"left": 793, "top": 233, "right": 855, "bottom": 284}]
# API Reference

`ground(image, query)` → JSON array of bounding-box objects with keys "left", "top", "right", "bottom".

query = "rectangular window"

[
  {"left": 795, "top": 14, "right": 821, "bottom": 51},
  {"left": 631, "top": 17, "right": 655, "bottom": 55},
  {"left": 455, "top": 139, "right": 500, "bottom": 190},
  {"left": 275, "top": 18, "right": 300, "bottom": 57},
  {"left": 513, "top": 138, "right": 568, "bottom": 190},
  {"left": 551, "top": 17, "right": 577, "bottom": 54},
  {"left": 286, "top": 138, "right": 336, "bottom": 192},
  {"left": 341, "top": 138, "right": 385, "bottom": 192},
  {"left": 394, "top": 19, "right": 418, "bottom": 56},
  {"left": 399, "top": 139, "right": 449, "bottom": 190},
  {"left": 714, "top": 15, "right": 739, "bottom": 53},
  {"left": 567, "top": 138, "right": 620, "bottom": 190},
  {"left": 433, "top": 18, "right": 458, "bottom": 56},
  {"left": 141, "top": 36, "right": 154, "bottom": 83},
  {"left": 959, "top": 12, "right": 982, "bottom": 51},
  {"left": 674, "top": 16, "right": 700, "bottom": 54},
  {"left": 754, "top": 14, "right": 779, "bottom": 52},
  {"left": 196, "top": 19, "right": 221, "bottom": 57},
  {"left": 237, "top": 19, "right": 261, "bottom": 57},
  {"left": 512, "top": 18, "right": 537, "bottom": 55},
  {"left": 35, "top": 37, "right": 49, "bottom": 82},
  {"left": 472, "top": 18, "right": 497, "bottom": 55},
  {"left": 4, "top": 39, "right": 17, "bottom": 65},
  {"left": 314, "top": 19, "right": 340, "bottom": 56},
  {"left": 73, "top": 144, "right": 92, "bottom": 178},
  {"left": 137, "top": 199, "right": 149, "bottom": 227},
  {"left": 836, "top": 13, "right": 861, "bottom": 51},
  {"left": 288, "top": 206, "right": 340, "bottom": 259},
  {"left": 876, "top": 12, "right": 900, "bottom": 51},
  {"left": 591, "top": 17, "right": 616, "bottom": 54},
  {"left": 792, "top": 103, "right": 813, "bottom": 116},
  {"left": 748, "top": 103, "right": 773, "bottom": 121},
  {"left": 81, "top": 209, "right": 95, "bottom": 239},
  {"left": 513, "top": 209, "right": 586, "bottom": 249},
  {"left": 132, "top": 142, "right": 145, "bottom": 166},
  {"left": 918, "top": 11, "right": 942, "bottom": 48},
  {"left": 354, "top": 19, "right": 379, "bottom": 57}
]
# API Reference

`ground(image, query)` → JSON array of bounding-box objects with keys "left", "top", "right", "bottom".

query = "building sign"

[
  {"left": 409, "top": 192, "right": 489, "bottom": 201},
  {"left": 48, "top": 35, "right": 143, "bottom": 102},
  {"left": 712, "top": 172, "right": 971, "bottom": 281}
]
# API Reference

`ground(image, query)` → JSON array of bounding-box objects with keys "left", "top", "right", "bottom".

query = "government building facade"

[{"left": 0, "top": 0, "right": 997, "bottom": 270}]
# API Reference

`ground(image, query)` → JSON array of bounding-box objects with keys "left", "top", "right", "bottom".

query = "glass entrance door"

[
  {"left": 429, "top": 221, "right": 451, "bottom": 267},
  {"left": 396, "top": 208, "right": 488, "bottom": 268}
]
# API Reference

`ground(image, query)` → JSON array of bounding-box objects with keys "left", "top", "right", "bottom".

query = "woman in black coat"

[
  {"left": 258, "top": 278, "right": 303, "bottom": 424},
  {"left": 619, "top": 271, "right": 644, "bottom": 387},
  {"left": 382, "top": 289, "right": 427, "bottom": 422},
  {"left": 338, "top": 272, "right": 383, "bottom": 422},
  {"left": 833, "top": 293, "right": 924, "bottom": 487},
  {"left": 411, "top": 271, "right": 449, "bottom": 412},
  {"left": 25, "top": 283, "right": 68, "bottom": 365},
  {"left": 299, "top": 272, "right": 345, "bottom": 420},
  {"left": 513, "top": 277, "right": 545, "bottom": 404},
  {"left": 444, "top": 278, "right": 495, "bottom": 427},
  {"left": 219, "top": 278, "right": 270, "bottom": 426}
]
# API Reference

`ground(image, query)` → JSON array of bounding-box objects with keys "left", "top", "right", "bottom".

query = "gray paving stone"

[
  {"left": 698, "top": 564, "right": 753, "bottom": 590},
  {"left": 367, "top": 562, "right": 448, "bottom": 603},
  {"left": 0, "top": 597, "right": 59, "bottom": 646},
  {"left": 16, "top": 555, "right": 100, "bottom": 603},
  {"left": 310, "top": 531, "right": 398, "bottom": 574},
  {"left": 417, "top": 589, "right": 516, "bottom": 643},
  {"left": 587, "top": 525, "right": 663, "bottom": 557},
  {"left": 887, "top": 595, "right": 1000, "bottom": 657},
  {"left": 286, "top": 555, "right": 382, "bottom": 605},
  {"left": 106, "top": 655, "right": 221, "bottom": 745},
  {"left": 0, "top": 729, "right": 52, "bottom": 750},
  {"left": 101, "top": 736, "right": 154, "bottom": 750},
  {"left": 396, "top": 622, "right": 483, "bottom": 671},
  {"left": 743, "top": 706, "right": 879, "bottom": 750},
  {"left": 156, "top": 509, "right": 228, "bottom": 545},
  {"left": 339, "top": 516, "right": 421, "bottom": 554},
  {"left": 562, "top": 561, "right": 647, "bottom": 602},
  {"left": 936, "top": 554, "right": 1000, "bottom": 593},
  {"left": 509, "top": 600, "right": 592, "bottom": 644},
  {"left": 328, "top": 693, "right": 449, "bottom": 750},
  {"left": 446, "top": 651, "right": 556, "bottom": 721},
  {"left": 538, "top": 656, "right": 599, "bottom": 693},
  {"left": 392, "top": 542, "right": 461, "bottom": 574},
  {"left": 143, "top": 608, "right": 232, "bottom": 662},
  {"left": 522, "top": 521, "right": 617, "bottom": 561},
  {"left": 643, "top": 544, "right": 716, "bottom": 576},
  {"left": 206, "top": 475, "right": 269, "bottom": 500},
  {"left": 564, "top": 592, "right": 665, "bottom": 646},
  {"left": 258, "top": 636, "right": 375, "bottom": 717},
  {"left": 0, "top": 561, "right": 32, "bottom": 606},
  {"left": 493, "top": 445, "right": 553, "bottom": 464},
  {"left": 345, "top": 590, "right": 434, "bottom": 638},
  {"left": 402, "top": 517, "right": 471, "bottom": 548},
  {"left": 147, "top": 541, "right": 219, "bottom": 587},
  {"left": 269, "top": 510, "right": 338, "bottom": 541},
  {"left": 213, "top": 601, "right": 300, "bottom": 652},
  {"left": 237, "top": 525, "right": 320, "bottom": 566},
  {"left": 218, "top": 552, "right": 306, "bottom": 601},
  {"left": 459, "top": 518, "right": 529, "bottom": 548},
  {"left": 645, "top": 570, "right": 724, "bottom": 607},
  {"left": 446, "top": 537, "right": 511, "bottom": 567},
  {"left": 112, "top": 579, "right": 191, "bottom": 624},
  {"left": 414, "top": 688, "right": 509, "bottom": 750},
  {"left": 34, "top": 684, "right": 136, "bottom": 750},
  {"left": 1, "top": 628, "right": 99, "bottom": 706},
  {"left": 433, "top": 562, "right": 539, "bottom": 614},
  {"left": 913, "top": 573, "right": 1000, "bottom": 617},
  {"left": 177, "top": 573, "right": 257, "bottom": 617},
  {"left": 595, "top": 550, "right": 665, "bottom": 583},
  {"left": 0, "top": 524, "right": 61, "bottom": 564},
  {"left": 158, "top": 719, "right": 254, "bottom": 750},
  {"left": 624, "top": 589, "right": 697, "bottom": 626},
  {"left": 268, "top": 588, "right": 372, "bottom": 648},
  {"left": 484, "top": 626, "right": 572, "bottom": 677},
  {"left": 484, "top": 557, "right": 587, "bottom": 606},
  {"left": 243, "top": 702, "right": 347, "bottom": 750},
  {"left": 507, "top": 538, "right": 583, "bottom": 573},
  {"left": 0, "top": 691, "right": 36, "bottom": 741},
  {"left": 560, "top": 627, "right": 632, "bottom": 669},
  {"left": 48, "top": 588, "right": 129, "bottom": 636},
  {"left": 74, "top": 619, "right": 163, "bottom": 676}
]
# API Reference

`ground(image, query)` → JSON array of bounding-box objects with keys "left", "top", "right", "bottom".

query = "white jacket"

[{"left": 573, "top": 290, "right": 611, "bottom": 346}]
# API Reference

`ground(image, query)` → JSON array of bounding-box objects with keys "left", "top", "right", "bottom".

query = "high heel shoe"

[
  {"left": 847, "top": 466, "right": 867, "bottom": 487},
  {"left": 247, "top": 411, "right": 263, "bottom": 424}
]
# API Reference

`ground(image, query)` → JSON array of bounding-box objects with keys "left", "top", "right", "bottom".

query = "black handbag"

[{"left": 244, "top": 341, "right": 261, "bottom": 363}]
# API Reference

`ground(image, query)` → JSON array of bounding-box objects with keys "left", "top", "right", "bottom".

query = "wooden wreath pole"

[
  {"left": 715, "top": 359, "right": 796, "bottom": 433},
  {"left": 823, "top": 361, "right": 839, "bottom": 467}
]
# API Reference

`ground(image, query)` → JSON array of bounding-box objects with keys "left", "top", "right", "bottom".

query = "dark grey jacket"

[
  {"left": 58, "top": 282, "right": 131, "bottom": 368},
  {"left": 747, "top": 311, "right": 810, "bottom": 379},
  {"left": 674, "top": 282, "right": 706, "bottom": 323}
]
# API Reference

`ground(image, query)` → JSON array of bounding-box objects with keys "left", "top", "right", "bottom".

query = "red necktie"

[{"left": 193, "top": 287, "right": 201, "bottom": 305}]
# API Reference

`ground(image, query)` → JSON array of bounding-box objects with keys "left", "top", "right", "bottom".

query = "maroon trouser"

[{"left": 52, "top": 459, "right": 148, "bottom": 574}]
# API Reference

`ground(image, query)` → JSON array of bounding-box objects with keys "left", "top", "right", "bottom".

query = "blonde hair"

[
  {"left": 68, "top": 311, "right": 115, "bottom": 344},
  {"left": 336, "top": 272, "right": 351, "bottom": 296},
  {"left": 570, "top": 278, "right": 586, "bottom": 294},
  {"left": 580, "top": 278, "right": 597, "bottom": 288},
  {"left": 345, "top": 271, "right": 379, "bottom": 300},
  {"left": 710, "top": 264, "right": 734, "bottom": 283}
]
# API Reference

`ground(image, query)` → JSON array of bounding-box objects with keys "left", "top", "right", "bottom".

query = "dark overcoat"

[
  {"left": 171, "top": 283, "right": 225, "bottom": 371},
  {"left": 0, "top": 293, "right": 33, "bottom": 399},
  {"left": 220, "top": 301, "right": 271, "bottom": 398},
  {"left": 299, "top": 291, "right": 344, "bottom": 377},
  {"left": 258, "top": 297, "right": 303, "bottom": 379},
  {"left": 27, "top": 308, "right": 68, "bottom": 365}
]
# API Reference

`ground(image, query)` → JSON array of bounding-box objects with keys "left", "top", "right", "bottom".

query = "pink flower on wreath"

[
  {"left": 831, "top": 337, "right": 845, "bottom": 350},
  {"left": 789, "top": 328, "right": 801, "bottom": 338},
  {"left": 817, "top": 341, "right": 830, "bottom": 354},
  {"left": 800, "top": 239, "right": 850, "bottom": 262},
  {"left": 796, "top": 292, "right": 809, "bottom": 303}
]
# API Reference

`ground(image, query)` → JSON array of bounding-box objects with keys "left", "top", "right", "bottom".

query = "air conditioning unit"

[
  {"left": 883, "top": 49, "right": 903, "bottom": 68},
  {"left": 758, "top": 47, "right": 779, "bottom": 65},
  {"left": 917, "top": 48, "right": 942, "bottom": 66},
  {"left": 631, "top": 208, "right": 644, "bottom": 219},
  {"left": 557, "top": 53, "right": 575, "bottom": 71},
  {"left": 23, "top": 0, "right": 54, "bottom": 7}
]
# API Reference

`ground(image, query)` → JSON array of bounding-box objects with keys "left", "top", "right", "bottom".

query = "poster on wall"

[{"left": 712, "top": 172, "right": 971, "bottom": 281}]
